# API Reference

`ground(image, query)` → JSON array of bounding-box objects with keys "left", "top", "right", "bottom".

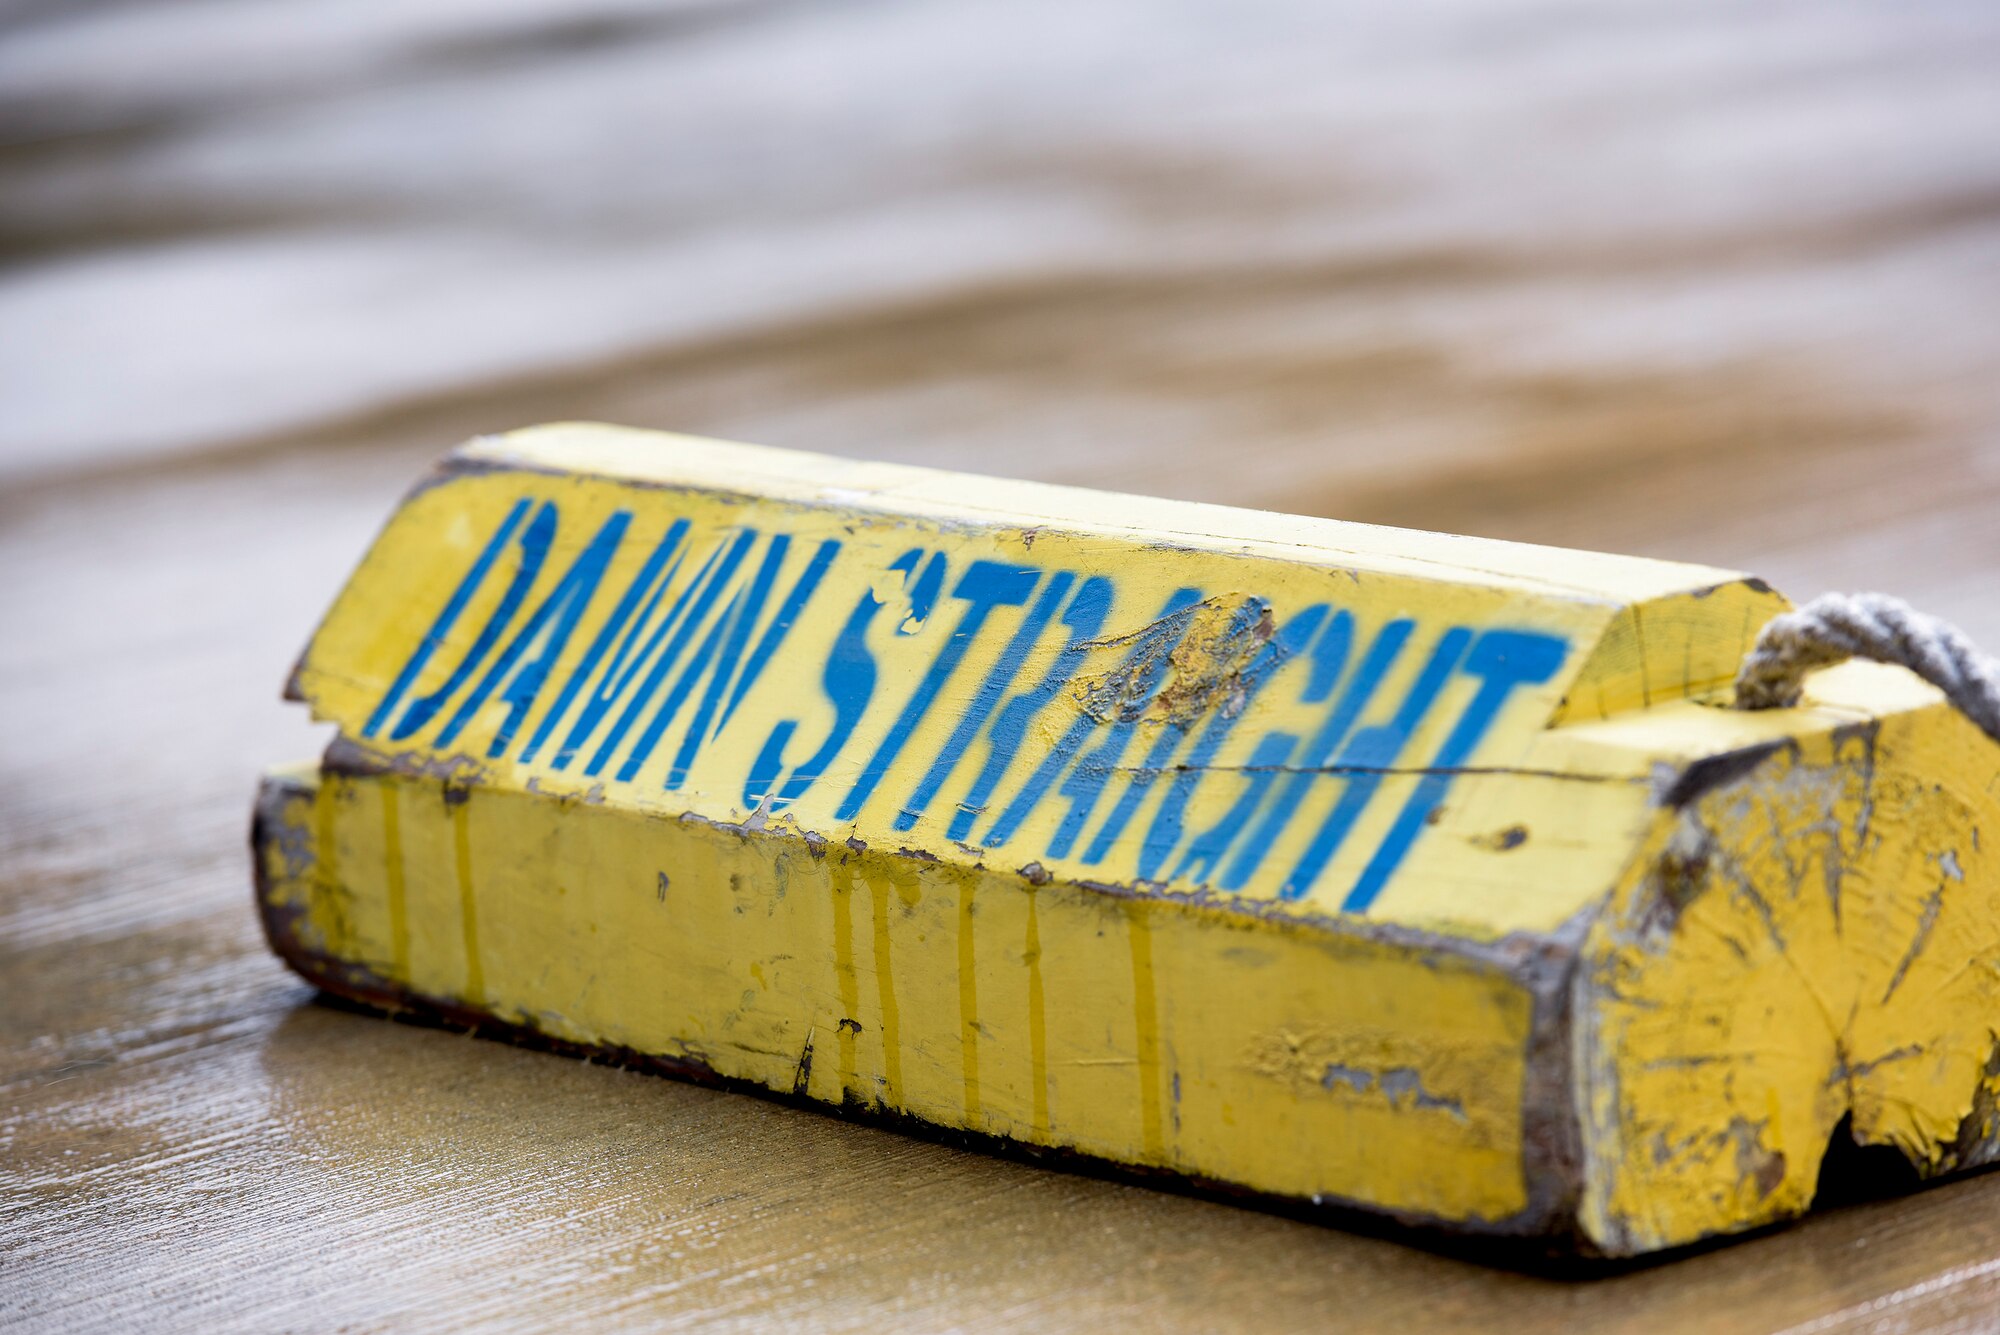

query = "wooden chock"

[{"left": 253, "top": 423, "right": 2000, "bottom": 1256}]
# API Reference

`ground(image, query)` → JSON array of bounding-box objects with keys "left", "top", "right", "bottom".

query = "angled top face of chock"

[{"left": 255, "top": 423, "right": 2000, "bottom": 1257}]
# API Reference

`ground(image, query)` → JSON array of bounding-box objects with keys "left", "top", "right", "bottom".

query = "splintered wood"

[{"left": 254, "top": 423, "right": 2000, "bottom": 1256}]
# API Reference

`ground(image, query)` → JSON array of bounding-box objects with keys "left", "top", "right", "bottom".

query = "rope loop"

[{"left": 1734, "top": 593, "right": 2000, "bottom": 743}]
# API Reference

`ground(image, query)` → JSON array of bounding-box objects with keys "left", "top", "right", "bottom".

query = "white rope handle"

[{"left": 1734, "top": 592, "right": 2000, "bottom": 742}]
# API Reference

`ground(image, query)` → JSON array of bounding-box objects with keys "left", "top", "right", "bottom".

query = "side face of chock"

[
  {"left": 252, "top": 423, "right": 2000, "bottom": 1256},
  {"left": 1562, "top": 673, "right": 2000, "bottom": 1254}
]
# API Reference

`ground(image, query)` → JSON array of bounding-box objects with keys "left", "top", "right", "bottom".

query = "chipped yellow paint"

[
  {"left": 379, "top": 776, "right": 411, "bottom": 980},
  {"left": 957, "top": 878, "right": 981, "bottom": 1119},
  {"left": 1024, "top": 887, "right": 1051, "bottom": 1142},
  {"left": 259, "top": 767, "right": 1538, "bottom": 1222},
  {"left": 1569, "top": 662, "right": 2000, "bottom": 1253},
  {"left": 252, "top": 424, "right": 2000, "bottom": 1254}
]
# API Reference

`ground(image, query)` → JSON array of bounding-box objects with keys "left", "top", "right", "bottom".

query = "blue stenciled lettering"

[
  {"left": 980, "top": 588, "right": 1203, "bottom": 855},
  {"left": 433, "top": 510, "right": 632, "bottom": 756},
  {"left": 581, "top": 529, "right": 755, "bottom": 779},
  {"left": 895, "top": 570, "right": 1074, "bottom": 833},
  {"left": 1083, "top": 598, "right": 1278, "bottom": 866},
  {"left": 742, "top": 545, "right": 928, "bottom": 812},
  {"left": 1220, "top": 614, "right": 1411, "bottom": 890},
  {"left": 1338, "top": 629, "right": 1567, "bottom": 912},
  {"left": 1132, "top": 602, "right": 1330, "bottom": 880},
  {"left": 947, "top": 576, "right": 1113, "bottom": 844},
  {"left": 1172, "top": 731, "right": 1298, "bottom": 882},
  {"left": 388, "top": 501, "right": 556, "bottom": 743},
  {"left": 1172, "top": 607, "right": 1351, "bottom": 882},
  {"left": 363, "top": 501, "right": 1572, "bottom": 912},
  {"left": 618, "top": 533, "right": 790, "bottom": 784},
  {"left": 519, "top": 519, "right": 691, "bottom": 767},
  {"left": 364, "top": 498, "right": 534, "bottom": 740},
  {"left": 836, "top": 560, "right": 1040, "bottom": 822},
  {"left": 892, "top": 548, "right": 946, "bottom": 634},
  {"left": 1276, "top": 626, "right": 1471, "bottom": 899},
  {"left": 662, "top": 537, "right": 840, "bottom": 790}
]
